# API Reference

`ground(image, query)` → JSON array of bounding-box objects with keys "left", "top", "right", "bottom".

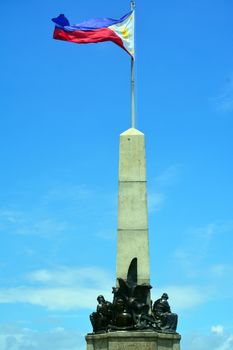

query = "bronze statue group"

[{"left": 90, "top": 281, "right": 178, "bottom": 334}]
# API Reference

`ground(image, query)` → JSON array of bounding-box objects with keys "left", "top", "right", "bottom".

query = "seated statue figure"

[
  {"left": 152, "top": 293, "right": 178, "bottom": 332},
  {"left": 90, "top": 295, "right": 113, "bottom": 333}
]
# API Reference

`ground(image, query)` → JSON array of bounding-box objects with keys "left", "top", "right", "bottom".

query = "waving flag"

[{"left": 52, "top": 11, "right": 134, "bottom": 58}]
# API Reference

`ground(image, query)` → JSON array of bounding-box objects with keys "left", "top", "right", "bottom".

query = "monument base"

[{"left": 86, "top": 331, "right": 181, "bottom": 350}]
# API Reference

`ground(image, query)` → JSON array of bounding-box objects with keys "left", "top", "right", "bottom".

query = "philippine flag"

[{"left": 52, "top": 11, "right": 135, "bottom": 58}]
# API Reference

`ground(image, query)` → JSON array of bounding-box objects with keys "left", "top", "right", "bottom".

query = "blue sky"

[{"left": 1, "top": 0, "right": 233, "bottom": 349}]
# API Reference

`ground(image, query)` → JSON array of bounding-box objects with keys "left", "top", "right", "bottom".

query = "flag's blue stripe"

[{"left": 52, "top": 12, "right": 131, "bottom": 32}]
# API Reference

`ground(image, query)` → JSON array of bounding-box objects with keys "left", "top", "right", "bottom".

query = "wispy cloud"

[
  {"left": 15, "top": 218, "right": 68, "bottom": 237},
  {"left": 0, "top": 267, "right": 208, "bottom": 313},
  {"left": 183, "top": 328, "right": 233, "bottom": 350},
  {"left": 0, "top": 182, "right": 117, "bottom": 236},
  {"left": 0, "top": 286, "right": 102, "bottom": 311},
  {"left": 0, "top": 210, "right": 24, "bottom": 224},
  {"left": 0, "top": 209, "right": 68, "bottom": 238},
  {"left": 217, "top": 335, "right": 233, "bottom": 350},
  {"left": 174, "top": 221, "right": 233, "bottom": 278},
  {"left": 44, "top": 183, "right": 117, "bottom": 210},
  {"left": 152, "top": 285, "right": 207, "bottom": 313},
  {"left": 0, "top": 326, "right": 85, "bottom": 350},
  {"left": 45, "top": 184, "right": 92, "bottom": 202},
  {"left": 27, "top": 266, "right": 112, "bottom": 287},
  {"left": 216, "top": 74, "right": 233, "bottom": 112},
  {"left": 148, "top": 164, "right": 182, "bottom": 212},
  {"left": 95, "top": 229, "right": 116, "bottom": 240},
  {"left": 210, "top": 264, "right": 233, "bottom": 278},
  {"left": 148, "top": 192, "right": 165, "bottom": 212},
  {"left": 1, "top": 325, "right": 233, "bottom": 350},
  {"left": 0, "top": 266, "right": 114, "bottom": 311},
  {"left": 174, "top": 223, "right": 216, "bottom": 277},
  {"left": 154, "top": 164, "right": 182, "bottom": 187}
]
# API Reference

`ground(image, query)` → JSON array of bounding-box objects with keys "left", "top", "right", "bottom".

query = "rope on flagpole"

[{"left": 131, "top": 0, "right": 135, "bottom": 129}]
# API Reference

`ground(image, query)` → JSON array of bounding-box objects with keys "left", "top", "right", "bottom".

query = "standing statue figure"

[
  {"left": 152, "top": 293, "right": 178, "bottom": 332},
  {"left": 90, "top": 295, "right": 113, "bottom": 333}
]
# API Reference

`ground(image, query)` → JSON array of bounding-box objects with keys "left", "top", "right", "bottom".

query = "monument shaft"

[
  {"left": 116, "top": 128, "right": 150, "bottom": 285},
  {"left": 87, "top": 127, "right": 181, "bottom": 349}
]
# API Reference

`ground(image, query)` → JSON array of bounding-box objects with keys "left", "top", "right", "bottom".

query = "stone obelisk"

[
  {"left": 86, "top": 128, "right": 181, "bottom": 350},
  {"left": 116, "top": 127, "right": 150, "bottom": 285}
]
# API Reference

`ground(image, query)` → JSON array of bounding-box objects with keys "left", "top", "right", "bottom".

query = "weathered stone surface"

[
  {"left": 86, "top": 331, "right": 181, "bottom": 350},
  {"left": 117, "top": 128, "right": 150, "bottom": 286}
]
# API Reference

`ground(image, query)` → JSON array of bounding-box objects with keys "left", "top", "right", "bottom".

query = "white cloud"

[
  {"left": 0, "top": 268, "right": 207, "bottom": 313},
  {"left": 0, "top": 286, "right": 103, "bottom": 311},
  {"left": 0, "top": 326, "right": 85, "bottom": 350},
  {"left": 152, "top": 285, "right": 206, "bottom": 312},
  {"left": 0, "top": 267, "right": 114, "bottom": 311},
  {"left": 27, "top": 266, "right": 112, "bottom": 287},
  {"left": 2, "top": 325, "right": 233, "bottom": 350},
  {"left": 212, "top": 325, "right": 224, "bottom": 335},
  {"left": 216, "top": 335, "right": 233, "bottom": 350},
  {"left": 183, "top": 331, "right": 233, "bottom": 350}
]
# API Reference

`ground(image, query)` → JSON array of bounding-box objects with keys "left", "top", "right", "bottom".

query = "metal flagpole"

[{"left": 131, "top": 0, "right": 135, "bottom": 128}]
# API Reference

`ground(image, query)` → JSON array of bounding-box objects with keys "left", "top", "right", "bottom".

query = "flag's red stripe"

[{"left": 53, "top": 27, "right": 126, "bottom": 52}]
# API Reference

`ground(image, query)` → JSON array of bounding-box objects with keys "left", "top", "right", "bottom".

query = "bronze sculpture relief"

[
  {"left": 89, "top": 259, "right": 178, "bottom": 334},
  {"left": 152, "top": 293, "right": 178, "bottom": 332}
]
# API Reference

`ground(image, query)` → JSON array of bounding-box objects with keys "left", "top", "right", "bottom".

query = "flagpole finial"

[{"left": 131, "top": 1, "right": 135, "bottom": 10}]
